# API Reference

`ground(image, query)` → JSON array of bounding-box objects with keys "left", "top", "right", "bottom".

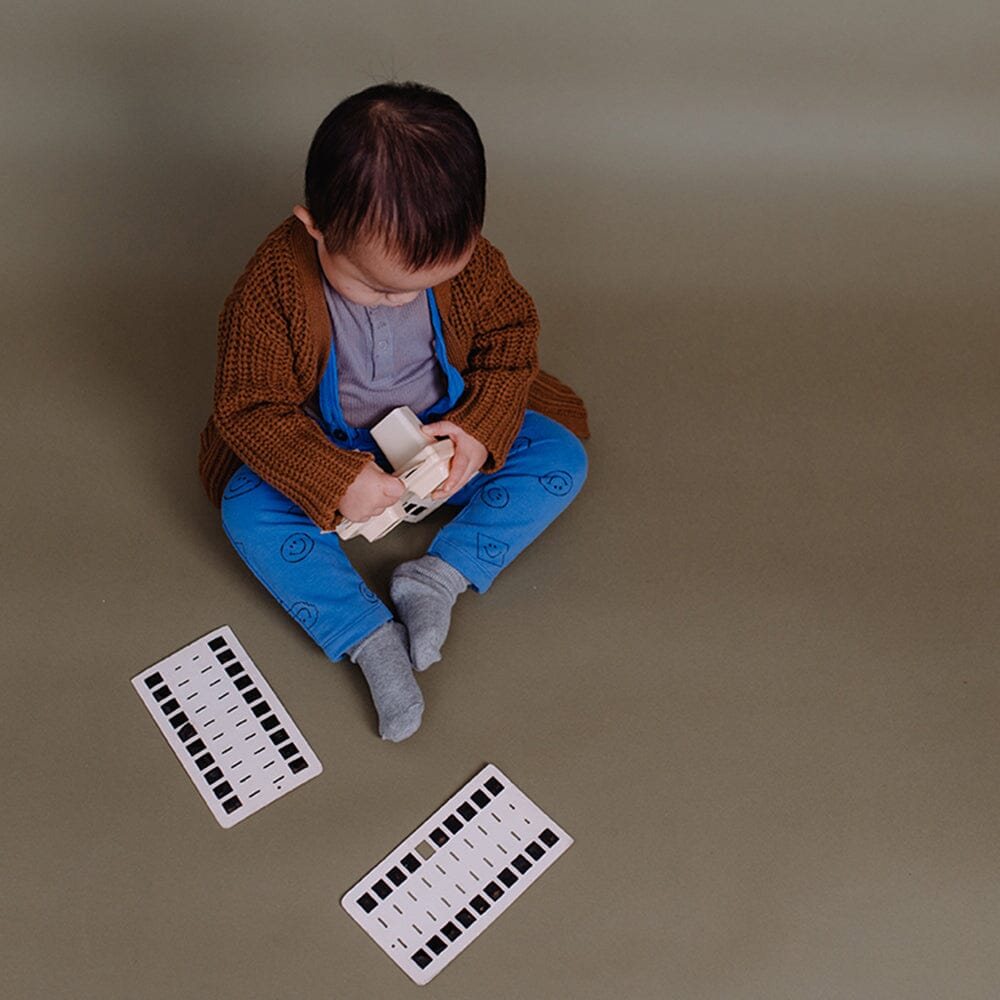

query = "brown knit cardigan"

[{"left": 198, "top": 217, "right": 589, "bottom": 533}]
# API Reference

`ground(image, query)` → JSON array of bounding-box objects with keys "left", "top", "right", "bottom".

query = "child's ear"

[{"left": 292, "top": 204, "right": 324, "bottom": 242}]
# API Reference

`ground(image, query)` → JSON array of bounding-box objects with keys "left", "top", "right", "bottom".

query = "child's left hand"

[{"left": 421, "top": 420, "right": 488, "bottom": 499}]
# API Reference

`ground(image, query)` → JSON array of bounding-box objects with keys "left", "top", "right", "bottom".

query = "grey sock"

[
  {"left": 390, "top": 555, "right": 469, "bottom": 671},
  {"left": 348, "top": 621, "right": 424, "bottom": 742}
]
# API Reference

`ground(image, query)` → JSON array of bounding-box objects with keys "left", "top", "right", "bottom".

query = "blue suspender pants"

[{"left": 220, "top": 410, "right": 587, "bottom": 661}]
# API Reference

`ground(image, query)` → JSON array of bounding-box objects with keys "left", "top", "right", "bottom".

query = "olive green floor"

[{"left": 3, "top": 3, "right": 999, "bottom": 998}]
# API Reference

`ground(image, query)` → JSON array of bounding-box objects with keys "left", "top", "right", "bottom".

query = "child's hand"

[
  {"left": 421, "top": 420, "right": 488, "bottom": 499},
  {"left": 339, "top": 462, "right": 406, "bottom": 522}
]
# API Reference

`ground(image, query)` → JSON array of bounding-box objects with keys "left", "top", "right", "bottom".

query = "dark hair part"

[{"left": 303, "top": 82, "right": 486, "bottom": 269}]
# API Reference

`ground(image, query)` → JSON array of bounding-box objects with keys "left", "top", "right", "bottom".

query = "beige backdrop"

[{"left": 3, "top": 2, "right": 999, "bottom": 998}]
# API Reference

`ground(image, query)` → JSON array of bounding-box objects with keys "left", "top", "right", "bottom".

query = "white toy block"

[
  {"left": 370, "top": 405, "right": 434, "bottom": 471},
  {"left": 335, "top": 407, "right": 471, "bottom": 543}
]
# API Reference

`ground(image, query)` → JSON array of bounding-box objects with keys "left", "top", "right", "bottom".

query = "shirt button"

[{"left": 333, "top": 429, "right": 348, "bottom": 442}]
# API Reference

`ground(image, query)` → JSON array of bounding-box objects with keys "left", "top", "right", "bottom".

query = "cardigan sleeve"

[
  {"left": 443, "top": 239, "right": 541, "bottom": 470},
  {"left": 211, "top": 230, "right": 372, "bottom": 531}
]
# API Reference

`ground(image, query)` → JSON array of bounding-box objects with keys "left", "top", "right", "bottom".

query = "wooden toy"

[{"left": 335, "top": 407, "right": 463, "bottom": 542}]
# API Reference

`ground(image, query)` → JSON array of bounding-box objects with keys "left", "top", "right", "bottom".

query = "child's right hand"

[{"left": 338, "top": 462, "right": 406, "bottom": 523}]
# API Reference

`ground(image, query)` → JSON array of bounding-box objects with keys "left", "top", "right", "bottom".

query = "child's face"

[
  {"left": 294, "top": 205, "right": 474, "bottom": 308},
  {"left": 321, "top": 238, "right": 474, "bottom": 308}
]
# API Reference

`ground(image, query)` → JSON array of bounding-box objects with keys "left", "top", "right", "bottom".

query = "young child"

[{"left": 199, "top": 82, "right": 589, "bottom": 742}]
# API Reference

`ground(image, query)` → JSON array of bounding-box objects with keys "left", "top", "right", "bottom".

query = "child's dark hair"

[{"left": 303, "top": 82, "right": 486, "bottom": 269}]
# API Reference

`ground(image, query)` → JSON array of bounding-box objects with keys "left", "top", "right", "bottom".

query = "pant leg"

[
  {"left": 427, "top": 411, "right": 588, "bottom": 593},
  {"left": 220, "top": 466, "right": 392, "bottom": 660}
]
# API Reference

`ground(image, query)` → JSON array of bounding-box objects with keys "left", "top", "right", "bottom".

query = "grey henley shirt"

[{"left": 321, "top": 277, "right": 448, "bottom": 429}]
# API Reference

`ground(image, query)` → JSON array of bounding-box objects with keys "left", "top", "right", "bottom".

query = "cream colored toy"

[{"left": 334, "top": 407, "right": 461, "bottom": 542}]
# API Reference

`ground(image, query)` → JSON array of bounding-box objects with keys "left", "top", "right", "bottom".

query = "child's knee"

[
  {"left": 221, "top": 495, "right": 244, "bottom": 541},
  {"left": 220, "top": 469, "right": 268, "bottom": 542},
  {"left": 533, "top": 418, "right": 588, "bottom": 498},
  {"left": 558, "top": 427, "right": 588, "bottom": 484}
]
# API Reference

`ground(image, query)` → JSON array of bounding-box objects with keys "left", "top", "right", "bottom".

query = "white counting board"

[
  {"left": 342, "top": 764, "right": 573, "bottom": 985},
  {"left": 132, "top": 626, "right": 322, "bottom": 828}
]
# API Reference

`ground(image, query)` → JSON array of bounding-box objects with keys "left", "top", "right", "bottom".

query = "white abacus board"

[
  {"left": 132, "top": 626, "right": 322, "bottom": 828},
  {"left": 342, "top": 764, "right": 573, "bottom": 985}
]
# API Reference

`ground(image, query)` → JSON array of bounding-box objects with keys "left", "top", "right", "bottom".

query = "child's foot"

[
  {"left": 390, "top": 555, "right": 469, "bottom": 671},
  {"left": 349, "top": 621, "right": 424, "bottom": 741}
]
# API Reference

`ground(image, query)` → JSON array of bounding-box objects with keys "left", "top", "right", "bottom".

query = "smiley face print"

[
  {"left": 477, "top": 532, "right": 510, "bottom": 567},
  {"left": 223, "top": 469, "right": 262, "bottom": 499},
  {"left": 539, "top": 470, "right": 574, "bottom": 496},
  {"left": 480, "top": 484, "right": 511, "bottom": 509},
  {"left": 280, "top": 533, "right": 315, "bottom": 563},
  {"left": 288, "top": 602, "right": 319, "bottom": 629}
]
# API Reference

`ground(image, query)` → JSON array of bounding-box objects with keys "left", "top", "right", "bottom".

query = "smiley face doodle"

[
  {"left": 280, "top": 533, "right": 314, "bottom": 563},
  {"left": 511, "top": 435, "right": 532, "bottom": 454},
  {"left": 480, "top": 484, "right": 510, "bottom": 509},
  {"left": 477, "top": 532, "right": 510, "bottom": 567},
  {"left": 289, "top": 602, "right": 319, "bottom": 629},
  {"left": 539, "top": 470, "right": 573, "bottom": 496},
  {"left": 224, "top": 469, "right": 262, "bottom": 499}
]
